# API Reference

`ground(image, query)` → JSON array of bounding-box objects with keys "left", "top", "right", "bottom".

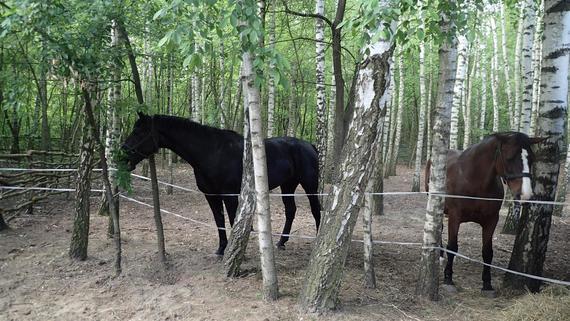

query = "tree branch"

[{"left": 278, "top": 1, "right": 333, "bottom": 28}]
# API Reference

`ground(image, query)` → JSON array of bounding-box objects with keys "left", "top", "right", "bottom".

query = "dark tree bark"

[{"left": 69, "top": 117, "right": 94, "bottom": 260}]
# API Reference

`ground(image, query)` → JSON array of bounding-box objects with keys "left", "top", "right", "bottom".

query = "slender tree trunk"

[
  {"left": 450, "top": 35, "right": 467, "bottom": 150},
  {"left": 243, "top": 49, "right": 279, "bottom": 302},
  {"left": 315, "top": 0, "right": 327, "bottom": 195},
  {"left": 490, "top": 18, "right": 500, "bottom": 132},
  {"left": 287, "top": 78, "right": 297, "bottom": 137},
  {"left": 520, "top": 0, "right": 537, "bottom": 134},
  {"left": 463, "top": 47, "right": 477, "bottom": 148},
  {"left": 390, "top": 50, "right": 404, "bottom": 176},
  {"left": 299, "top": 16, "right": 394, "bottom": 311},
  {"left": 69, "top": 117, "right": 94, "bottom": 260},
  {"left": 384, "top": 70, "right": 397, "bottom": 178},
  {"left": 99, "top": 20, "right": 122, "bottom": 237},
  {"left": 223, "top": 81, "right": 256, "bottom": 277},
  {"left": 325, "top": 73, "right": 336, "bottom": 183},
  {"left": 412, "top": 24, "right": 427, "bottom": 191},
  {"left": 479, "top": 54, "right": 488, "bottom": 140},
  {"left": 514, "top": 1, "right": 527, "bottom": 131},
  {"left": 39, "top": 40, "right": 50, "bottom": 151},
  {"left": 530, "top": 0, "right": 545, "bottom": 135},
  {"left": 416, "top": 8, "right": 457, "bottom": 300},
  {"left": 499, "top": 3, "right": 514, "bottom": 129},
  {"left": 330, "top": 0, "right": 347, "bottom": 177},
  {"left": 426, "top": 58, "right": 433, "bottom": 161},
  {"left": 166, "top": 55, "right": 174, "bottom": 195},
  {"left": 266, "top": 2, "right": 276, "bottom": 136},
  {"left": 505, "top": 0, "right": 569, "bottom": 292}
]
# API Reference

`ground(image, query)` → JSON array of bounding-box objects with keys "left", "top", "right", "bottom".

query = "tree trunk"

[
  {"left": 39, "top": 40, "right": 50, "bottom": 151},
  {"left": 384, "top": 70, "right": 397, "bottom": 178},
  {"left": 412, "top": 32, "right": 427, "bottom": 192},
  {"left": 299, "top": 17, "right": 394, "bottom": 311},
  {"left": 513, "top": 1, "right": 526, "bottom": 131},
  {"left": 69, "top": 117, "right": 94, "bottom": 260},
  {"left": 450, "top": 35, "right": 467, "bottom": 150},
  {"left": 99, "top": 19, "right": 122, "bottom": 237},
  {"left": 499, "top": 3, "right": 514, "bottom": 129},
  {"left": 330, "top": 0, "right": 347, "bottom": 177},
  {"left": 315, "top": 0, "right": 327, "bottom": 195},
  {"left": 223, "top": 81, "right": 256, "bottom": 277},
  {"left": 505, "top": 0, "right": 569, "bottom": 292},
  {"left": 325, "top": 72, "right": 336, "bottom": 183},
  {"left": 530, "top": 0, "right": 545, "bottom": 135},
  {"left": 243, "top": 49, "right": 279, "bottom": 301},
  {"left": 416, "top": 8, "right": 457, "bottom": 300},
  {"left": 463, "top": 47, "right": 477, "bottom": 148},
  {"left": 479, "top": 53, "right": 488, "bottom": 140},
  {"left": 266, "top": 2, "right": 276, "bottom": 136},
  {"left": 287, "top": 78, "right": 297, "bottom": 137},
  {"left": 166, "top": 55, "right": 174, "bottom": 195},
  {"left": 490, "top": 18, "right": 500, "bottom": 132},
  {"left": 520, "top": 0, "right": 537, "bottom": 134},
  {"left": 390, "top": 49, "right": 404, "bottom": 176}
]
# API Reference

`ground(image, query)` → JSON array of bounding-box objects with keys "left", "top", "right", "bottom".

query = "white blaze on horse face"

[{"left": 521, "top": 149, "right": 532, "bottom": 200}]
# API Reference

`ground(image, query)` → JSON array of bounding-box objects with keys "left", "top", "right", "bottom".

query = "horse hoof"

[
  {"left": 481, "top": 289, "right": 497, "bottom": 298},
  {"left": 276, "top": 243, "right": 286, "bottom": 251},
  {"left": 442, "top": 284, "right": 458, "bottom": 294},
  {"left": 214, "top": 249, "right": 225, "bottom": 256}
]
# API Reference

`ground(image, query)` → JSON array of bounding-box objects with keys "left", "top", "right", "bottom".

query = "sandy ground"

[{"left": 1, "top": 164, "right": 569, "bottom": 321}]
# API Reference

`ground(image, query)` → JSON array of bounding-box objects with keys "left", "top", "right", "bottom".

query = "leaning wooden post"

[{"left": 148, "top": 154, "right": 166, "bottom": 263}]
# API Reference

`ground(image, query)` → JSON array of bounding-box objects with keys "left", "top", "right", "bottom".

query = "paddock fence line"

[
  {"left": 2, "top": 167, "right": 569, "bottom": 206},
  {"left": 2, "top": 167, "right": 570, "bottom": 288}
]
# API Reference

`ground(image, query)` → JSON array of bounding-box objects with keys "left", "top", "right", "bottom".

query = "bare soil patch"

[{"left": 1, "top": 164, "right": 569, "bottom": 320}]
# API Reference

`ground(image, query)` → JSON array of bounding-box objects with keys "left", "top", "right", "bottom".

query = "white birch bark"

[
  {"left": 315, "top": 0, "right": 327, "bottom": 193},
  {"left": 266, "top": 2, "right": 276, "bottom": 136},
  {"left": 490, "top": 17, "right": 501, "bottom": 132},
  {"left": 219, "top": 42, "right": 228, "bottom": 128},
  {"left": 530, "top": 0, "right": 545, "bottom": 135},
  {"left": 513, "top": 1, "right": 526, "bottom": 131},
  {"left": 299, "top": 17, "right": 395, "bottom": 311},
  {"left": 381, "top": 67, "right": 393, "bottom": 165},
  {"left": 520, "top": 0, "right": 537, "bottom": 134},
  {"left": 450, "top": 34, "right": 467, "bottom": 150},
  {"left": 506, "top": 0, "right": 569, "bottom": 292},
  {"left": 412, "top": 32, "right": 427, "bottom": 191},
  {"left": 417, "top": 8, "right": 457, "bottom": 300},
  {"left": 463, "top": 48, "right": 477, "bottom": 148},
  {"left": 426, "top": 55, "right": 433, "bottom": 161},
  {"left": 390, "top": 49, "right": 405, "bottom": 174},
  {"left": 499, "top": 3, "right": 514, "bottom": 129},
  {"left": 325, "top": 73, "right": 336, "bottom": 183}
]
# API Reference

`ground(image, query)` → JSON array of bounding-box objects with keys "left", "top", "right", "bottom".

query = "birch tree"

[
  {"left": 499, "top": 2, "right": 514, "bottom": 129},
  {"left": 389, "top": 49, "right": 404, "bottom": 175},
  {"left": 315, "top": 0, "right": 327, "bottom": 193},
  {"left": 490, "top": 17, "right": 500, "bottom": 132},
  {"left": 416, "top": 5, "right": 457, "bottom": 301},
  {"left": 299, "top": 7, "right": 394, "bottom": 311},
  {"left": 412, "top": 1, "right": 427, "bottom": 192},
  {"left": 520, "top": 0, "right": 537, "bottom": 134},
  {"left": 530, "top": 0, "right": 545, "bottom": 135},
  {"left": 266, "top": 1, "right": 276, "bottom": 137},
  {"left": 450, "top": 34, "right": 467, "bottom": 150},
  {"left": 239, "top": 0, "right": 278, "bottom": 300},
  {"left": 505, "top": 0, "right": 569, "bottom": 292},
  {"left": 513, "top": 1, "right": 526, "bottom": 131}
]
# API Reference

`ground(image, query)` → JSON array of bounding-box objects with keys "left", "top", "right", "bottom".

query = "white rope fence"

[
  {"left": 2, "top": 167, "right": 569, "bottom": 206},
  {"left": 2, "top": 167, "right": 570, "bottom": 287}
]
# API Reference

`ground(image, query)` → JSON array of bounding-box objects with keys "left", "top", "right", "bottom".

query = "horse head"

[
  {"left": 121, "top": 112, "right": 159, "bottom": 171},
  {"left": 494, "top": 133, "right": 546, "bottom": 201}
]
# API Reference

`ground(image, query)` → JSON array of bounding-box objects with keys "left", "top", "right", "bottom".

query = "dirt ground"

[{"left": 1, "top": 164, "right": 569, "bottom": 321}]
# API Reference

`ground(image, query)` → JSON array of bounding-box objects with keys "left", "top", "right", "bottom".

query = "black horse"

[{"left": 122, "top": 112, "right": 321, "bottom": 255}]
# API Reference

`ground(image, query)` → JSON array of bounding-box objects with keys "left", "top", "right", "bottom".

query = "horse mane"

[{"left": 154, "top": 114, "right": 243, "bottom": 141}]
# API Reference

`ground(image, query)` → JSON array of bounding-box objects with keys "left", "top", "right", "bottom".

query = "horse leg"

[
  {"left": 205, "top": 195, "right": 227, "bottom": 255},
  {"left": 300, "top": 169, "right": 321, "bottom": 231},
  {"left": 481, "top": 219, "right": 499, "bottom": 297},
  {"left": 444, "top": 216, "right": 460, "bottom": 288},
  {"left": 276, "top": 183, "right": 298, "bottom": 250},
  {"left": 223, "top": 196, "right": 238, "bottom": 227}
]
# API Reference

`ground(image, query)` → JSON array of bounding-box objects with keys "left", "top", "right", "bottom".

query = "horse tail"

[{"left": 424, "top": 159, "right": 432, "bottom": 192}]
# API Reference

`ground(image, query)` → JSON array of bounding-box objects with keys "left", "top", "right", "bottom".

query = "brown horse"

[{"left": 425, "top": 132, "right": 544, "bottom": 297}]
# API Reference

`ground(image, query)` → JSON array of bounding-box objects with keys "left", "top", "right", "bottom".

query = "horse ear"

[{"left": 530, "top": 137, "right": 548, "bottom": 145}]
